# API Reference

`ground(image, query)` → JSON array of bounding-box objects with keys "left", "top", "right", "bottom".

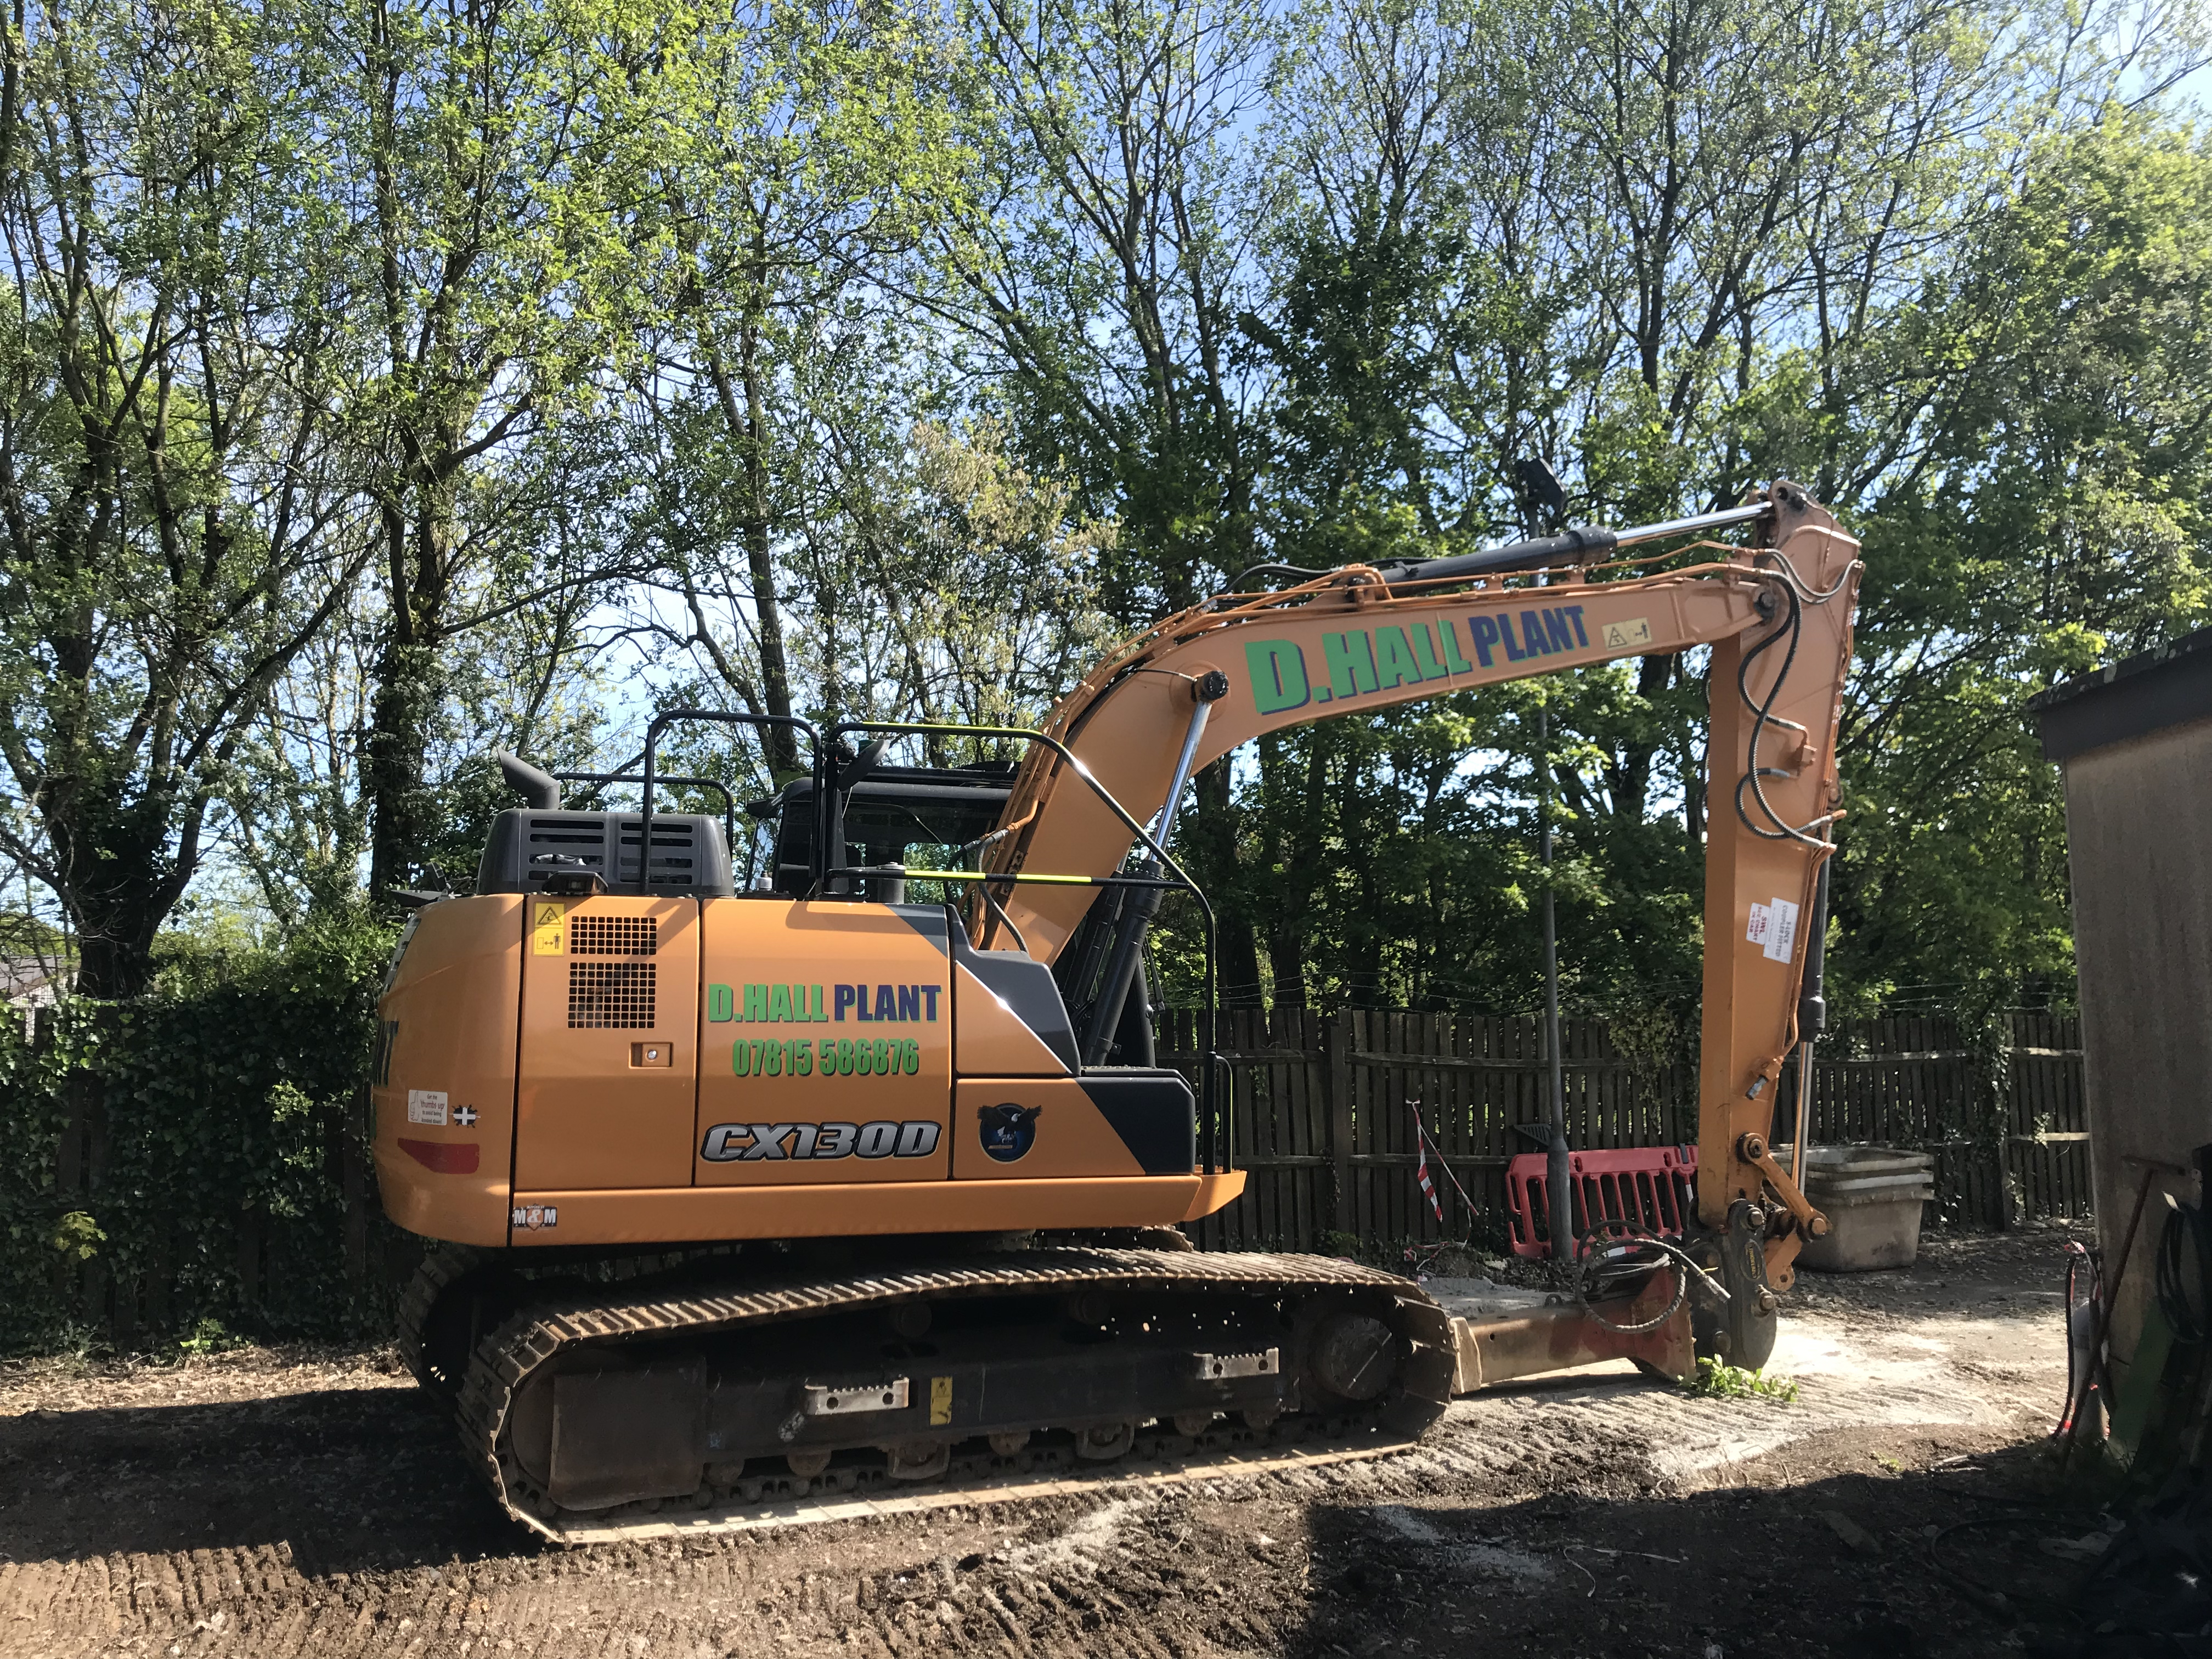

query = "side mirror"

[{"left": 839, "top": 736, "right": 892, "bottom": 792}]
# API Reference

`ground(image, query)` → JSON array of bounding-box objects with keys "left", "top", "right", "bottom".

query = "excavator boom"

[{"left": 988, "top": 482, "right": 1859, "bottom": 1299}]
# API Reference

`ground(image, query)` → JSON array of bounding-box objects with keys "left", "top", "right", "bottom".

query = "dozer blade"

[{"left": 437, "top": 1248, "right": 1454, "bottom": 1543}]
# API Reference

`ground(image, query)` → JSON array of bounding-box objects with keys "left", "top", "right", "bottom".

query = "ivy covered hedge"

[{"left": 0, "top": 918, "right": 417, "bottom": 1352}]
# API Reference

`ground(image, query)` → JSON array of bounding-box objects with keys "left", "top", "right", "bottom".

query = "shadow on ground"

[
  {"left": 0, "top": 1381, "right": 527, "bottom": 1575},
  {"left": 1289, "top": 1438, "right": 2096, "bottom": 1659}
]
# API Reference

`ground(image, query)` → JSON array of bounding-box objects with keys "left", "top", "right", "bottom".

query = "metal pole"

[
  {"left": 1541, "top": 704, "right": 1573, "bottom": 1261},
  {"left": 1792, "top": 855, "right": 1832, "bottom": 1194},
  {"left": 1610, "top": 500, "right": 1771, "bottom": 548},
  {"left": 1153, "top": 695, "right": 1216, "bottom": 849}
]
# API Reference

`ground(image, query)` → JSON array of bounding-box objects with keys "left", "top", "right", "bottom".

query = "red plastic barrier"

[{"left": 1504, "top": 1144, "right": 1698, "bottom": 1259}]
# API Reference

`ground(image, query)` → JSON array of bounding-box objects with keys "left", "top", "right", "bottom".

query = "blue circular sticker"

[{"left": 978, "top": 1103, "right": 1040, "bottom": 1163}]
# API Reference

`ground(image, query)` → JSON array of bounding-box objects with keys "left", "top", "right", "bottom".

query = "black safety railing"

[
  {"left": 629, "top": 710, "right": 1229, "bottom": 1175},
  {"left": 637, "top": 709, "right": 820, "bottom": 895},
  {"left": 824, "top": 719, "right": 1226, "bottom": 1175}
]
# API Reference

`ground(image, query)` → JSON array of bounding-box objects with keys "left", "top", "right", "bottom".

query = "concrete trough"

[{"left": 1781, "top": 1144, "right": 1937, "bottom": 1272}]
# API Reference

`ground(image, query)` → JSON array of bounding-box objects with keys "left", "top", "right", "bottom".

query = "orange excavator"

[{"left": 375, "top": 480, "right": 1860, "bottom": 1539}]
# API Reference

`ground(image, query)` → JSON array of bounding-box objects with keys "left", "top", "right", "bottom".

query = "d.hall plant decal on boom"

[{"left": 1242, "top": 605, "right": 1597, "bottom": 714}]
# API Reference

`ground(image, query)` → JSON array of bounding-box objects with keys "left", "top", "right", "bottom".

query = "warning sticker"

[
  {"left": 930, "top": 1375, "right": 953, "bottom": 1426},
  {"left": 531, "top": 899, "right": 566, "bottom": 955},
  {"left": 407, "top": 1089, "right": 449, "bottom": 1126},
  {"left": 1602, "top": 617, "right": 1653, "bottom": 650},
  {"left": 1746, "top": 896, "right": 1801, "bottom": 963}
]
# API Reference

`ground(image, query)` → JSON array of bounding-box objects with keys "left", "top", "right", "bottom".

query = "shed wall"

[{"left": 2061, "top": 714, "right": 2212, "bottom": 1379}]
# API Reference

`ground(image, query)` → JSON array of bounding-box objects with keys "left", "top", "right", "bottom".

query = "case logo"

[{"left": 978, "top": 1103, "right": 1040, "bottom": 1163}]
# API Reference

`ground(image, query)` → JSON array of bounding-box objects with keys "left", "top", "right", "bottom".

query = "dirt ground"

[{"left": 0, "top": 1226, "right": 2107, "bottom": 1659}]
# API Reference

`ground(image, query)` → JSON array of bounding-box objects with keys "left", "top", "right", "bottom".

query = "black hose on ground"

[{"left": 2056, "top": 1239, "right": 2103, "bottom": 1442}]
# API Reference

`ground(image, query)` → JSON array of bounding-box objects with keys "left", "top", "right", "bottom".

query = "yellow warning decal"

[
  {"left": 1602, "top": 617, "right": 1652, "bottom": 650},
  {"left": 531, "top": 899, "right": 567, "bottom": 955},
  {"left": 930, "top": 1375, "right": 952, "bottom": 1426}
]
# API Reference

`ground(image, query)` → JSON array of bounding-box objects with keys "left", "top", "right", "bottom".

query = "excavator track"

[
  {"left": 437, "top": 1247, "right": 1454, "bottom": 1543},
  {"left": 397, "top": 1242, "right": 489, "bottom": 1392}
]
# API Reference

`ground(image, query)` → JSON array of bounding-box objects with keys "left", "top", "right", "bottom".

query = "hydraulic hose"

[
  {"left": 2155, "top": 1195, "right": 2210, "bottom": 1347},
  {"left": 1570, "top": 1218, "right": 1732, "bottom": 1337}
]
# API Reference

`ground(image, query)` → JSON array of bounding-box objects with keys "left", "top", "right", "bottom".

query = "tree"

[
  {"left": 320, "top": 0, "right": 659, "bottom": 898},
  {"left": 611, "top": 0, "right": 970, "bottom": 780},
  {"left": 1830, "top": 114, "right": 2212, "bottom": 1007},
  {"left": 0, "top": 0, "right": 368, "bottom": 996}
]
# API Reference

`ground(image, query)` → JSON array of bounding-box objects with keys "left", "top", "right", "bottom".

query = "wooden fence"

[
  {"left": 18, "top": 1003, "right": 2085, "bottom": 1348},
  {"left": 1160, "top": 1008, "right": 2088, "bottom": 1254}
]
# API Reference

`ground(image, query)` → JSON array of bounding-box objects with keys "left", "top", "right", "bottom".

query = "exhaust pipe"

[{"left": 494, "top": 752, "right": 562, "bottom": 810}]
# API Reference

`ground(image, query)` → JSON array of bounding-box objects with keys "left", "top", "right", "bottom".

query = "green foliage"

[
  {"left": 174, "top": 1317, "right": 247, "bottom": 1357},
  {"left": 49, "top": 1211, "right": 104, "bottom": 1263},
  {"left": 1689, "top": 1358, "right": 1801, "bottom": 1403},
  {"left": 1150, "top": 52, "right": 2212, "bottom": 1019},
  {"left": 0, "top": 914, "right": 402, "bottom": 1352},
  {"left": 1830, "top": 115, "right": 2212, "bottom": 1011}
]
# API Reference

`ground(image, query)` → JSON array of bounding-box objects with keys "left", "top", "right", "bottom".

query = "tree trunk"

[
  {"left": 366, "top": 488, "right": 455, "bottom": 900},
  {"left": 1605, "top": 651, "right": 1675, "bottom": 817},
  {"left": 1189, "top": 758, "right": 1264, "bottom": 1007},
  {"left": 365, "top": 637, "right": 442, "bottom": 900},
  {"left": 1257, "top": 733, "right": 1318, "bottom": 1008},
  {"left": 67, "top": 882, "right": 162, "bottom": 1000},
  {"left": 735, "top": 304, "right": 799, "bottom": 778}
]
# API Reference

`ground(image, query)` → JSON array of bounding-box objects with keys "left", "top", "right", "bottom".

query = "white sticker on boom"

[
  {"left": 1603, "top": 617, "right": 1652, "bottom": 650},
  {"left": 407, "top": 1089, "right": 449, "bottom": 1126},
  {"left": 1746, "top": 898, "right": 1800, "bottom": 963}
]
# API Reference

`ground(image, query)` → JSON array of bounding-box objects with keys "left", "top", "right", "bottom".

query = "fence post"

[{"left": 1329, "top": 1010, "right": 1355, "bottom": 1236}]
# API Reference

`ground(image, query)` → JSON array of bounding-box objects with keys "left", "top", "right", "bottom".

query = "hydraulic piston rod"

[
  {"left": 1375, "top": 499, "right": 1774, "bottom": 586},
  {"left": 1080, "top": 673, "right": 1227, "bottom": 1065}
]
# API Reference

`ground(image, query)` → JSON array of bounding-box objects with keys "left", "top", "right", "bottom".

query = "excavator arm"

[{"left": 986, "top": 481, "right": 1861, "bottom": 1335}]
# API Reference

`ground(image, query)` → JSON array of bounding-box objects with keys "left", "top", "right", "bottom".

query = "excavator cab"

[
  {"left": 743, "top": 754, "right": 1164, "bottom": 1067},
  {"left": 752, "top": 760, "right": 1017, "bottom": 900}
]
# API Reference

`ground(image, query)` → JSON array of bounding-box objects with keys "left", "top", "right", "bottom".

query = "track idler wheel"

[
  {"left": 1310, "top": 1311, "right": 1398, "bottom": 1403},
  {"left": 1293, "top": 1286, "right": 1453, "bottom": 1438}
]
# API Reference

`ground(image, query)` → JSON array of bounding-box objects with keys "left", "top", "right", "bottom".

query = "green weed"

[
  {"left": 176, "top": 1318, "right": 246, "bottom": 1357},
  {"left": 1688, "top": 1356, "right": 1800, "bottom": 1402}
]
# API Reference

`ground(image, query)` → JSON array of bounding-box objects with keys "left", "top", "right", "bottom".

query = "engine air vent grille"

[
  {"left": 617, "top": 820, "right": 699, "bottom": 881},
  {"left": 569, "top": 916, "right": 658, "bottom": 956},
  {"left": 568, "top": 961, "right": 657, "bottom": 1028}
]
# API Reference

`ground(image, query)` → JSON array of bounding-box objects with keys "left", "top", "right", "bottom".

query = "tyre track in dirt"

[
  {"left": 1, "top": 1233, "right": 2082, "bottom": 1659},
  {"left": 0, "top": 1374, "right": 1997, "bottom": 1659}
]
